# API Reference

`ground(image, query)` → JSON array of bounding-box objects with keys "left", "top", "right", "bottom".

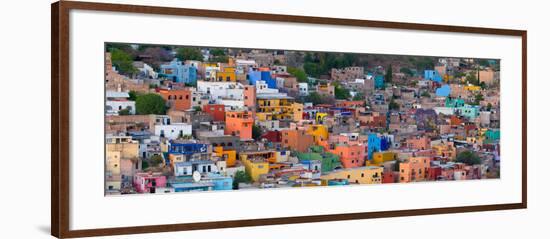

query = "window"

[
  {"left": 361, "top": 173, "right": 364, "bottom": 177},
  {"left": 347, "top": 175, "right": 351, "bottom": 179}
]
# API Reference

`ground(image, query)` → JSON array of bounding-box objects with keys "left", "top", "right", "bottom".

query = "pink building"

[
  {"left": 406, "top": 136, "right": 430, "bottom": 150},
  {"left": 133, "top": 172, "right": 167, "bottom": 193}
]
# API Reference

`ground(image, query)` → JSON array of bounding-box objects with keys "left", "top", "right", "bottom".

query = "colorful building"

[
  {"left": 305, "top": 124, "right": 329, "bottom": 143},
  {"left": 329, "top": 143, "right": 366, "bottom": 168},
  {"left": 215, "top": 67, "right": 237, "bottom": 82},
  {"left": 296, "top": 146, "right": 342, "bottom": 173},
  {"left": 224, "top": 111, "right": 254, "bottom": 140},
  {"left": 424, "top": 70, "right": 442, "bottom": 82},
  {"left": 256, "top": 94, "right": 295, "bottom": 121},
  {"left": 281, "top": 128, "right": 315, "bottom": 153},
  {"left": 371, "top": 151, "right": 397, "bottom": 165},
  {"left": 241, "top": 155, "right": 270, "bottom": 182},
  {"left": 248, "top": 67, "right": 276, "bottom": 88},
  {"left": 367, "top": 133, "right": 391, "bottom": 159},
  {"left": 399, "top": 157, "right": 431, "bottom": 183},
  {"left": 133, "top": 172, "right": 167, "bottom": 193},
  {"left": 321, "top": 166, "right": 383, "bottom": 184},
  {"left": 159, "top": 88, "right": 192, "bottom": 111},
  {"left": 160, "top": 59, "right": 197, "bottom": 84},
  {"left": 202, "top": 104, "right": 225, "bottom": 121}
]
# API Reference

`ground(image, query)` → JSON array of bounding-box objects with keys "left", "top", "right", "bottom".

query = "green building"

[{"left": 297, "top": 146, "right": 342, "bottom": 173}]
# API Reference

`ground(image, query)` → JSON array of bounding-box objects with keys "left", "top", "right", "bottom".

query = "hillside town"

[{"left": 105, "top": 44, "right": 501, "bottom": 195}]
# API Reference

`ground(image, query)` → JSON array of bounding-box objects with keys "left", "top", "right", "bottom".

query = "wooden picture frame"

[{"left": 51, "top": 1, "right": 527, "bottom": 238}]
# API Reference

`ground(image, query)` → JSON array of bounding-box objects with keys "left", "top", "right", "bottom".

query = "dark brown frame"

[{"left": 51, "top": 1, "right": 527, "bottom": 238}]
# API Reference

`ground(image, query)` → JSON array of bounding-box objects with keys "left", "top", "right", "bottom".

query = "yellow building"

[
  {"left": 321, "top": 166, "right": 383, "bottom": 184},
  {"left": 291, "top": 102, "right": 304, "bottom": 122},
  {"left": 371, "top": 151, "right": 397, "bottom": 165},
  {"left": 239, "top": 150, "right": 276, "bottom": 181},
  {"left": 216, "top": 67, "right": 237, "bottom": 82},
  {"left": 256, "top": 95, "right": 295, "bottom": 121},
  {"left": 106, "top": 136, "right": 139, "bottom": 159},
  {"left": 316, "top": 113, "right": 328, "bottom": 123},
  {"left": 432, "top": 142, "right": 457, "bottom": 159},
  {"left": 242, "top": 158, "right": 270, "bottom": 182},
  {"left": 305, "top": 124, "right": 329, "bottom": 143},
  {"left": 106, "top": 136, "right": 140, "bottom": 191},
  {"left": 213, "top": 146, "right": 237, "bottom": 167},
  {"left": 464, "top": 85, "right": 481, "bottom": 91},
  {"left": 106, "top": 151, "right": 122, "bottom": 190}
]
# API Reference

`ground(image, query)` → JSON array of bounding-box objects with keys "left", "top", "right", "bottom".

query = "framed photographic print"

[{"left": 51, "top": 0, "right": 527, "bottom": 238}]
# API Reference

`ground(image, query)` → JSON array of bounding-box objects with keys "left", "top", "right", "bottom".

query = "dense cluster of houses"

[{"left": 105, "top": 46, "right": 500, "bottom": 195}]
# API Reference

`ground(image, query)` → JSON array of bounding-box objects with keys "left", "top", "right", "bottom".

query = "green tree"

[
  {"left": 389, "top": 98, "right": 400, "bottom": 110},
  {"left": 486, "top": 103, "right": 493, "bottom": 111},
  {"left": 466, "top": 71, "right": 479, "bottom": 85},
  {"left": 400, "top": 67, "right": 414, "bottom": 77},
  {"left": 456, "top": 150, "right": 481, "bottom": 165},
  {"left": 110, "top": 48, "right": 138, "bottom": 76},
  {"left": 288, "top": 67, "right": 308, "bottom": 83},
  {"left": 233, "top": 170, "right": 252, "bottom": 189},
  {"left": 473, "top": 93, "right": 484, "bottom": 105},
  {"left": 128, "top": 90, "right": 138, "bottom": 101},
  {"left": 385, "top": 65, "right": 393, "bottom": 83},
  {"left": 333, "top": 82, "right": 350, "bottom": 100},
  {"left": 118, "top": 108, "right": 131, "bottom": 115},
  {"left": 421, "top": 91, "right": 431, "bottom": 98},
  {"left": 480, "top": 81, "right": 487, "bottom": 90},
  {"left": 135, "top": 93, "right": 166, "bottom": 115},
  {"left": 142, "top": 161, "right": 150, "bottom": 170},
  {"left": 193, "top": 106, "right": 202, "bottom": 112},
  {"left": 252, "top": 125, "right": 263, "bottom": 140},
  {"left": 149, "top": 155, "right": 164, "bottom": 167},
  {"left": 353, "top": 92, "right": 365, "bottom": 101},
  {"left": 210, "top": 48, "right": 225, "bottom": 56},
  {"left": 176, "top": 47, "right": 203, "bottom": 61}
]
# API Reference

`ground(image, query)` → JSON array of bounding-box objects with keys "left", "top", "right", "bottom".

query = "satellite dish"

[{"left": 192, "top": 171, "right": 201, "bottom": 182}]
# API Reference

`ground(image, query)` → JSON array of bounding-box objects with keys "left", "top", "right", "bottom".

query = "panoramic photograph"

[{"left": 104, "top": 43, "right": 501, "bottom": 195}]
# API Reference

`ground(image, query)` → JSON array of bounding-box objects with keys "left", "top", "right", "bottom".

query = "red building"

[
  {"left": 261, "top": 130, "right": 282, "bottom": 142},
  {"left": 159, "top": 89, "right": 191, "bottom": 111},
  {"left": 203, "top": 104, "right": 225, "bottom": 122}
]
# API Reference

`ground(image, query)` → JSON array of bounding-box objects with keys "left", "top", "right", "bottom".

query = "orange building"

[
  {"left": 159, "top": 89, "right": 191, "bottom": 111},
  {"left": 330, "top": 144, "right": 366, "bottom": 168},
  {"left": 243, "top": 85, "right": 256, "bottom": 108},
  {"left": 216, "top": 67, "right": 237, "bottom": 82},
  {"left": 281, "top": 129, "right": 314, "bottom": 152},
  {"left": 225, "top": 111, "right": 254, "bottom": 140},
  {"left": 399, "top": 157, "right": 431, "bottom": 183}
]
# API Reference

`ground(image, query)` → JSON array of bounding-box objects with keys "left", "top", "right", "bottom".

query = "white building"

[
  {"left": 298, "top": 83, "right": 309, "bottom": 96},
  {"left": 154, "top": 123, "right": 192, "bottom": 140},
  {"left": 174, "top": 160, "right": 219, "bottom": 176},
  {"left": 196, "top": 81, "right": 248, "bottom": 104},
  {"left": 256, "top": 80, "right": 279, "bottom": 94},
  {"left": 105, "top": 91, "right": 135, "bottom": 115},
  {"left": 433, "top": 107, "right": 455, "bottom": 116}
]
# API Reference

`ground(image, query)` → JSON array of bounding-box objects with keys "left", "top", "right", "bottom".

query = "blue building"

[
  {"left": 160, "top": 59, "right": 197, "bottom": 84},
  {"left": 247, "top": 68, "right": 276, "bottom": 88},
  {"left": 424, "top": 70, "right": 442, "bottom": 82},
  {"left": 168, "top": 140, "right": 209, "bottom": 162},
  {"left": 374, "top": 75, "right": 385, "bottom": 89},
  {"left": 169, "top": 173, "right": 232, "bottom": 192},
  {"left": 168, "top": 140, "right": 208, "bottom": 154},
  {"left": 435, "top": 84, "right": 451, "bottom": 97},
  {"left": 367, "top": 133, "right": 391, "bottom": 159}
]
